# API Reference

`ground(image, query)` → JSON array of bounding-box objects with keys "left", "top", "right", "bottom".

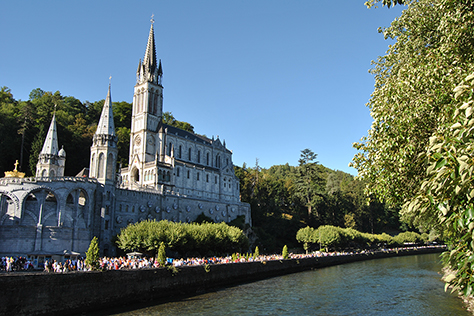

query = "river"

[{"left": 96, "top": 253, "right": 469, "bottom": 315}]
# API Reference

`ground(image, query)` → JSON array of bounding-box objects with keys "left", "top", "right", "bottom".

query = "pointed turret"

[
  {"left": 40, "top": 113, "right": 59, "bottom": 156},
  {"left": 90, "top": 82, "right": 118, "bottom": 185},
  {"left": 36, "top": 113, "right": 65, "bottom": 178},
  {"left": 96, "top": 84, "right": 116, "bottom": 137}
]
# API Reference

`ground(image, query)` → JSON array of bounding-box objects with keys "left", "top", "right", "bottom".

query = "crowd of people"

[
  {"left": 0, "top": 256, "right": 33, "bottom": 272},
  {"left": 0, "top": 244, "right": 445, "bottom": 273}
]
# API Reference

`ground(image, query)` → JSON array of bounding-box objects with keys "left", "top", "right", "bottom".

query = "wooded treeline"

[
  {"left": 235, "top": 151, "right": 401, "bottom": 253},
  {"left": 0, "top": 87, "right": 192, "bottom": 177}
]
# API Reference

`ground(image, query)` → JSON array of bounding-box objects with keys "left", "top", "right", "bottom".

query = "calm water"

[{"left": 98, "top": 253, "right": 469, "bottom": 315}]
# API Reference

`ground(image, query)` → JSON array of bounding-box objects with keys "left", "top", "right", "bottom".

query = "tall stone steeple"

[
  {"left": 90, "top": 82, "right": 118, "bottom": 185},
  {"left": 128, "top": 17, "right": 164, "bottom": 184},
  {"left": 36, "top": 113, "right": 66, "bottom": 178}
]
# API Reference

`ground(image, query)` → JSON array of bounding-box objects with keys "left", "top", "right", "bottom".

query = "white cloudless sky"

[{"left": 0, "top": 1, "right": 404, "bottom": 175}]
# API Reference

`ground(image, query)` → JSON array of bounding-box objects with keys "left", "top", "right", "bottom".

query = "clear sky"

[{"left": 0, "top": 1, "right": 403, "bottom": 175}]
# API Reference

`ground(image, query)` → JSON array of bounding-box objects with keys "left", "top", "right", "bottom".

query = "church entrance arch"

[{"left": 131, "top": 167, "right": 140, "bottom": 183}]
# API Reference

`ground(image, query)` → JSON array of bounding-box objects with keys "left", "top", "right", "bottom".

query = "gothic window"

[
  {"left": 168, "top": 142, "right": 172, "bottom": 156},
  {"left": 91, "top": 154, "right": 95, "bottom": 176},
  {"left": 158, "top": 170, "right": 163, "bottom": 181},
  {"left": 206, "top": 152, "right": 209, "bottom": 165},
  {"left": 198, "top": 151, "right": 201, "bottom": 163},
  {"left": 187, "top": 170, "right": 190, "bottom": 179},
  {"left": 50, "top": 170, "right": 55, "bottom": 177},
  {"left": 215, "top": 176, "right": 218, "bottom": 184},
  {"left": 42, "top": 169, "right": 47, "bottom": 177},
  {"left": 98, "top": 153, "right": 105, "bottom": 178},
  {"left": 179, "top": 145, "right": 182, "bottom": 158},
  {"left": 177, "top": 167, "right": 180, "bottom": 177},
  {"left": 188, "top": 148, "right": 192, "bottom": 161},
  {"left": 106, "top": 153, "right": 114, "bottom": 180},
  {"left": 105, "top": 220, "right": 109, "bottom": 230},
  {"left": 197, "top": 172, "right": 200, "bottom": 181},
  {"left": 206, "top": 174, "right": 209, "bottom": 182},
  {"left": 166, "top": 171, "right": 170, "bottom": 182}
]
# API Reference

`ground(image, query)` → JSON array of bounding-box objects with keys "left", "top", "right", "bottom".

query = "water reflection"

[{"left": 98, "top": 253, "right": 469, "bottom": 316}]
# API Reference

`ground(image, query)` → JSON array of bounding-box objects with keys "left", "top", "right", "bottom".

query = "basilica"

[{"left": 0, "top": 21, "right": 251, "bottom": 264}]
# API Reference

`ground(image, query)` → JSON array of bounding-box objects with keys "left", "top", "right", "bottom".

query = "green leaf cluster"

[
  {"left": 351, "top": 0, "right": 474, "bottom": 297},
  {"left": 116, "top": 220, "right": 249, "bottom": 257}
]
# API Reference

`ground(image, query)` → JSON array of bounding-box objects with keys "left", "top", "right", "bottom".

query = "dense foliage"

[
  {"left": 236, "top": 149, "right": 401, "bottom": 253},
  {"left": 0, "top": 86, "right": 194, "bottom": 176},
  {"left": 296, "top": 225, "right": 430, "bottom": 252},
  {"left": 352, "top": 0, "right": 474, "bottom": 296},
  {"left": 85, "top": 236, "right": 100, "bottom": 270},
  {"left": 116, "top": 220, "right": 249, "bottom": 257}
]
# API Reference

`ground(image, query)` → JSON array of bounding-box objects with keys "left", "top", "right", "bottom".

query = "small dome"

[{"left": 58, "top": 146, "right": 66, "bottom": 158}]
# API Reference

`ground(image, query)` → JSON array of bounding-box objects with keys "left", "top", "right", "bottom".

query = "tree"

[
  {"left": 294, "top": 149, "right": 325, "bottom": 220},
  {"left": 85, "top": 237, "right": 100, "bottom": 270},
  {"left": 282, "top": 245, "right": 289, "bottom": 259},
  {"left": 254, "top": 246, "right": 260, "bottom": 259},
  {"left": 157, "top": 241, "right": 167, "bottom": 267},
  {"left": 352, "top": 0, "right": 474, "bottom": 295}
]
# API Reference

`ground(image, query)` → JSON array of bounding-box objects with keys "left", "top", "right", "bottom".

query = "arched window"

[
  {"left": 98, "top": 153, "right": 105, "bottom": 178},
  {"left": 188, "top": 148, "right": 192, "bottom": 161},
  {"left": 179, "top": 145, "right": 182, "bottom": 158},
  {"left": 206, "top": 152, "right": 209, "bottom": 165},
  {"left": 90, "top": 154, "right": 95, "bottom": 176},
  {"left": 106, "top": 153, "right": 114, "bottom": 180},
  {"left": 198, "top": 151, "right": 201, "bottom": 163}
]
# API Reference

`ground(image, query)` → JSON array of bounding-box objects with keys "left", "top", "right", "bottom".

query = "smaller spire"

[
  {"left": 40, "top": 113, "right": 59, "bottom": 155},
  {"left": 96, "top": 82, "right": 116, "bottom": 136}
]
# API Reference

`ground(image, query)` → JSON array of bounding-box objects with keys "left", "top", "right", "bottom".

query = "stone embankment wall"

[{"left": 0, "top": 247, "right": 443, "bottom": 316}]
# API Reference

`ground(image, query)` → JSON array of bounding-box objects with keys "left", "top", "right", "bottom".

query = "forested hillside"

[
  {"left": 0, "top": 86, "right": 402, "bottom": 253},
  {"left": 0, "top": 87, "right": 192, "bottom": 176}
]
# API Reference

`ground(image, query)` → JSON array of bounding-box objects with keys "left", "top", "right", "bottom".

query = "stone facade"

[{"left": 0, "top": 20, "right": 250, "bottom": 259}]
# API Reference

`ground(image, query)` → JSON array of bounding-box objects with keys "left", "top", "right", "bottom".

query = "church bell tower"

[{"left": 128, "top": 17, "right": 164, "bottom": 182}]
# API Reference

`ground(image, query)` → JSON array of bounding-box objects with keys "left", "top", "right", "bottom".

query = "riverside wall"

[{"left": 0, "top": 247, "right": 444, "bottom": 316}]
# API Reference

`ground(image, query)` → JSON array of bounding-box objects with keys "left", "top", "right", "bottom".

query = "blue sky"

[{"left": 0, "top": 1, "right": 403, "bottom": 175}]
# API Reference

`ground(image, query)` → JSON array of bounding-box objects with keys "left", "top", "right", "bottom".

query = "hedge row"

[
  {"left": 296, "top": 225, "right": 433, "bottom": 252},
  {"left": 116, "top": 220, "right": 249, "bottom": 257}
]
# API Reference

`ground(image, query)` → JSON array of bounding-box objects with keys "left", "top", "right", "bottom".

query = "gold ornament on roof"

[{"left": 4, "top": 160, "right": 26, "bottom": 178}]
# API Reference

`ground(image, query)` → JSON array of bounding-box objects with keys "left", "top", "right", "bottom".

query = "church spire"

[
  {"left": 96, "top": 81, "right": 116, "bottom": 137},
  {"left": 137, "top": 16, "right": 161, "bottom": 85},
  {"left": 40, "top": 113, "right": 59, "bottom": 156}
]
